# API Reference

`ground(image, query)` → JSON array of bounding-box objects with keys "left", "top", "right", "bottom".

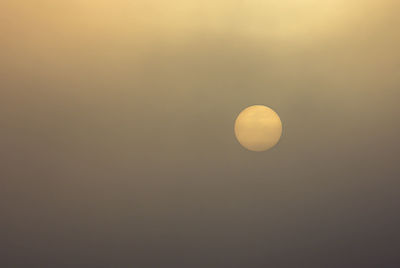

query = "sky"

[{"left": 1, "top": 1, "right": 400, "bottom": 267}]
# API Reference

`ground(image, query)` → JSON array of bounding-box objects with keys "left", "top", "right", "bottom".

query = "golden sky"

[{"left": 1, "top": 1, "right": 400, "bottom": 267}]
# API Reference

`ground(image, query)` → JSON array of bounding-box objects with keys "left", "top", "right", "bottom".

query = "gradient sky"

[{"left": 1, "top": 1, "right": 400, "bottom": 267}]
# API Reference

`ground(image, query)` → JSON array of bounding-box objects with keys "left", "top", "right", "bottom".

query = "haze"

[{"left": 1, "top": 1, "right": 400, "bottom": 267}]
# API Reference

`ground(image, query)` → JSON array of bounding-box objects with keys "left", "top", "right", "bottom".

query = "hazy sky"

[{"left": 1, "top": 1, "right": 400, "bottom": 267}]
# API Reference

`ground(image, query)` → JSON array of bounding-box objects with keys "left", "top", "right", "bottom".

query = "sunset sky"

[{"left": 1, "top": 1, "right": 400, "bottom": 267}]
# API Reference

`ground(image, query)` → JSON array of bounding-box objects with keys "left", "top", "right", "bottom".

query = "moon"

[{"left": 234, "top": 105, "right": 282, "bottom": 152}]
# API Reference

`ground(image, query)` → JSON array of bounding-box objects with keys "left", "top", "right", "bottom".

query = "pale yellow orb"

[{"left": 234, "top": 105, "right": 282, "bottom": 152}]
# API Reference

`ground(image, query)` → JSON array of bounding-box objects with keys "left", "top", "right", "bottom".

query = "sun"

[{"left": 234, "top": 105, "right": 282, "bottom": 152}]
